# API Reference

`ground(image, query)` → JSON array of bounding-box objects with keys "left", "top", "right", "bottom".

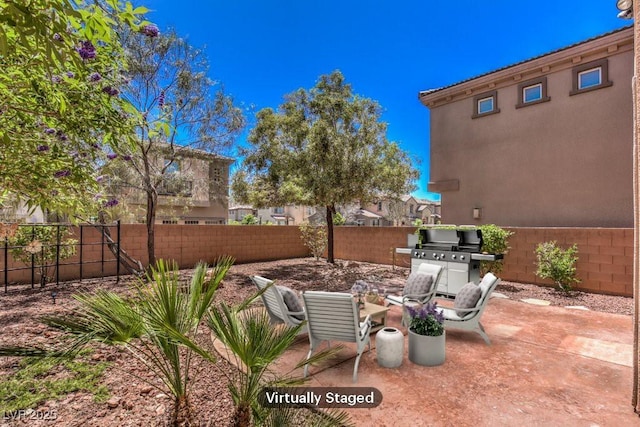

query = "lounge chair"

[
  {"left": 302, "top": 291, "right": 371, "bottom": 383},
  {"left": 385, "top": 263, "right": 444, "bottom": 326},
  {"left": 250, "top": 275, "right": 307, "bottom": 334},
  {"left": 439, "top": 273, "right": 500, "bottom": 345}
]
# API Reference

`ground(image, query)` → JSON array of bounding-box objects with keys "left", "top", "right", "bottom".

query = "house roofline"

[{"left": 418, "top": 25, "right": 633, "bottom": 108}]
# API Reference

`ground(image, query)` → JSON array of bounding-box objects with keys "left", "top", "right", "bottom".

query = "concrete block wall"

[
  {"left": 500, "top": 227, "right": 633, "bottom": 296},
  {"left": 1, "top": 225, "right": 634, "bottom": 297}
]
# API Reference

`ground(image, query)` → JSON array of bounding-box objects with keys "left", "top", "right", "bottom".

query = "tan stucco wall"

[{"left": 427, "top": 42, "right": 633, "bottom": 227}]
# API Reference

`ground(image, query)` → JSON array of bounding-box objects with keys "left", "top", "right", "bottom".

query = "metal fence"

[{"left": 1, "top": 222, "right": 122, "bottom": 292}]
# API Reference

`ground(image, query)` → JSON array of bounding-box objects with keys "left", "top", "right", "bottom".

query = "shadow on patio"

[{"left": 213, "top": 296, "right": 635, "bottom": 426}]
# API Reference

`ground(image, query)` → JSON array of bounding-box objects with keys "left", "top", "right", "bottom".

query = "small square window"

[
  {"left": 472, "top": 90, "right": 499, "bottom": 118},
  {"left": 516, "top": 77, "right": 550, "bottom": 108},
  {"left": 578, "top": 68, "right": 601, "bottom": 90},
  {"left": 523, "top": 84, "right": 542, "bottom": 103},
  {"left": 478, "top": 97, "right": 494, "bottom": 114},
  {"left": 571, "top": 59, "right": 612, "bottom": 95}
]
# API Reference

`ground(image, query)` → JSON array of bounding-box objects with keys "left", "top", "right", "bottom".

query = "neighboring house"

[
  {"left": 228, "top": 205, "right": 257, "bottom": 222},
  {"left": 257, "top": 205, "right": 318, "bottom": 225},
  {"left": 0, "top": 198, "right": 46, "bottom": 223},
  {"left": 112, "top": 147, "right": 233, "bottom": 225},
  {"left": 362, "top": 195, "right": 440, "bottom": 226},
  {"left": 419, "top": 26, "right": 633, "bottom": 227}
]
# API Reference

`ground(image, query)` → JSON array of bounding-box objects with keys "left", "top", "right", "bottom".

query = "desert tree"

[
  {"left": 232, "top": 70, "right": 418, "bottom": 263},
  {"left": 101, "top": 29, "right": 245, "bottom": 265},
  {"left": 0, "top": 0, "right": 151, "bottom": 216}
]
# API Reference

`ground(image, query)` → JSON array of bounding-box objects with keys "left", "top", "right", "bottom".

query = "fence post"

[
  {"left": 79, "top": 225, "right": 83, "bottom": 281},
  {"left": 55, "top": 224, "right": 61, "bottom": 286},
  {"left": 30, "top": 226, "right": 35, "bottom": 289},
  {"left": 3, "top": 236, "right": 7, "bottom": 293},
  {"left": 116, "top": 220, "right": 121, "bottom": 283}
]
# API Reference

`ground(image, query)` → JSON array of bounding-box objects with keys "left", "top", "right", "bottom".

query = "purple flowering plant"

[
  {"left": 406, "top": 302, "right": 444, "bottom": 336},
  {"left": 140, "top": 24, "right": 160, "bottom": 37}
]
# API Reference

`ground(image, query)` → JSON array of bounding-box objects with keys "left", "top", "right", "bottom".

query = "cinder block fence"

[{"left": 1, "top": 225, "right": 633, "bottom": 297}]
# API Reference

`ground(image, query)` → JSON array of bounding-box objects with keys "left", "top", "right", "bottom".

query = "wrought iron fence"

[{"left": 1, "top": 222, "right": 122, "bottom": 293}]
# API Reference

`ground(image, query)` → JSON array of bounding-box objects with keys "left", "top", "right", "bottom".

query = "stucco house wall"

[{"left": 420, "top": 27, "right": 633, "bottom": 227}]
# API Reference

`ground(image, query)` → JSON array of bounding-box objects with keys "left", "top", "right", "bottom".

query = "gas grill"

[{"left": 410, "top": 228, "right": 503, "bottom": 297}]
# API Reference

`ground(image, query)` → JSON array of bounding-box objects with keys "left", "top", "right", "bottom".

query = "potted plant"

[{"left": 406, "top": 302, "right": 445, "bottom": 366}]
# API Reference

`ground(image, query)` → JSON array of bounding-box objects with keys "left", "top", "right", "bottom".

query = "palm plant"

[
  {"left": 208, "top": 284, "right": 353, "bottom": 427},
  {"left": 2, "top": 257, "right": 233, "bottom": 426}
]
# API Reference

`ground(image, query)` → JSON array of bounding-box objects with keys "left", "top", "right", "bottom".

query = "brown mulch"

[{"left": 0, "top": 257, "right": 633, "bottom": 426}]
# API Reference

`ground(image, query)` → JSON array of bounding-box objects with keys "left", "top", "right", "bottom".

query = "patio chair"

[
  {"left": 439, "top": 272, "right": 500, "bottom": 345},
  {"left": 302, "top": 291, "right": 371, "bottom": 383},
  {"left": 385, "top": 263, "right": 444, "bottom": 326},
  {"left": 250, "top": 276, "right": 307, "bottom": 334}
]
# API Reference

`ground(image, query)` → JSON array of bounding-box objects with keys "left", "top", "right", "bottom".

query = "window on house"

[
  {"left": 273, "top": 207, "right": 284, "bottom": 214},
  {"left": 578, "top": 68, "right": 601, "bottom": 89},
  {"left": 409, "top": 204, "right": 414, "bottom": 214},
  {"left": 184, "top": 220, "right": 199, "bottom": 225},
  {"left": 516, "top": 76, "right": 550, "bottom": 108},
  {"left": 165, "top": 158, "right": 179, "bottom": 174},
  {"left": 377, "top": 202, "right": 382, "bottom": 212},
  {"left": 162, "top": 219, "right": 178, "bottom": 224},
  {"left": 472, "top": 90, "right": 499, "bottom": 118},
  {"left": 570, "top": 59, "right": 612, "bottom": 95}
]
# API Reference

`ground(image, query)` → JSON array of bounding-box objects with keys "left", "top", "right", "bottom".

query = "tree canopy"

[
  {"left": 101, "top": 29, "right": 245, "bottom": 264},
  {"left": 0, "top": 0, "right": 150, "bottom": 216},
  {"left": 233, "top": 70, "right": 418, "bottom": 262}
]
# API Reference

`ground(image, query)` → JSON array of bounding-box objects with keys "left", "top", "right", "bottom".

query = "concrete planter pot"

[
  {"left": 408, "top": 329, "right": 445, "bottom": 366},
  {"left": 376, "top": 327, "right": 404, "bottom": 368}
]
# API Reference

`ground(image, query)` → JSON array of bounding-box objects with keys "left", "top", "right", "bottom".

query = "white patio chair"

[
  {"left": 385, "top": 263, "right": 444, "bottom": 326},
  {"left": 302, "top": 291, "right": 371, "bottom": 383},
  {"left": 250, "top": 275, "right": 307, "bottom": 334},
  {"left": 439, "top": 272, "right": 500, "bottom": 345}
]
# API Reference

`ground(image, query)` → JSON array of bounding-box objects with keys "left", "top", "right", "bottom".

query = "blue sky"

[{"left": 144, "top": 0, "right": 628, "bottom": 201}]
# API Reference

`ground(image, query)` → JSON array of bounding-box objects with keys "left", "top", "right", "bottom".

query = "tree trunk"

[
  {"left": 633, "top": 3, "right": 640, "bottom": 415},
  {"left": 146, "top": 190, "right": 157, "bottom": 267},
  {"left": 231, "top": 403, "right": 251, "bottom": 427},
  {"left": 326, "top": 205, "right": 335, "bottom": 264},
  {"left": 170, "top": 395, "right": 193, "bottom": 426}
]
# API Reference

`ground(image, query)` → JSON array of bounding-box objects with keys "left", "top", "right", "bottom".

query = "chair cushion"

[
  {"left": 454, "top": 282, "right": 482, "bottom": 318},
  {"left": 404, "top": 272, "right": 434, "bottom": 297},
  {"left": 277, "top": 285, "right": 305, "bottom": 320},
  {"left": 478, "top": 274, "right": 496, "bottom": 298}
]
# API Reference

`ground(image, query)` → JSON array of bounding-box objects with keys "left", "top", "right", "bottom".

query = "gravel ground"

[{"left": 0, "top": 257, "right": 633, "bottom": 426}]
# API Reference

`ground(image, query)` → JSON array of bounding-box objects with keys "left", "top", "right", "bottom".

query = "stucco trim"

[{"left": 428, "top": 179, "right": 459, "bottom": 192}]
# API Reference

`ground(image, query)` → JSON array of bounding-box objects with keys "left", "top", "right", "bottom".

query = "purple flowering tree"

[
  {"left": 0, "top": 0, "right": 150, "bottom": 218},
  {"left": 99, "top": 30, "right": 245, "bottom": 265}
]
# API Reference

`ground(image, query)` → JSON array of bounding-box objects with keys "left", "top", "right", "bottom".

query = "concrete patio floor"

[{"left": 215, "top": 296, "right": 636, "bottom": 426}]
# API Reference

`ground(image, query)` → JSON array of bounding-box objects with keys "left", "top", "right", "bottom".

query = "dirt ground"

[{"left": 0, "top": 257, "right": 633, "bottom": 426}]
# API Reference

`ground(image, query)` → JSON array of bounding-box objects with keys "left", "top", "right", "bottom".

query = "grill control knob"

[
  {"left": 451, "top": 254, "right": 457, "bottom": 260},
  {"left": 432, "top": 253, "right": 437, "bottom": 259},
  {"left": 421, "top": 252, "right": 427, "bottom": 258},
  {"left": 440, "top": 253, "right": 445, "bottom": 259},
  {"left": 460, "top": 255, "right": 465, "bottom": 260}
]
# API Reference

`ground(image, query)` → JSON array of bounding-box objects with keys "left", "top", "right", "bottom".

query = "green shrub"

[
  {"left": 478, "top": 224, "right": 514, "bottom": 275},
  {"left": 9, "top": 225, "right": 77, "bottom": 287},
  {"left": 241, "top": 214, "right": 259, "bottom": 225},
  {"left": 332, "top": 211, "right": 346, "bottom": 226},
  {"left": 299, "top": 222, "right": 327, "bottom": 261},
  {"left": 535, "top": 241, "right": 580, "bottom": 292}
]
